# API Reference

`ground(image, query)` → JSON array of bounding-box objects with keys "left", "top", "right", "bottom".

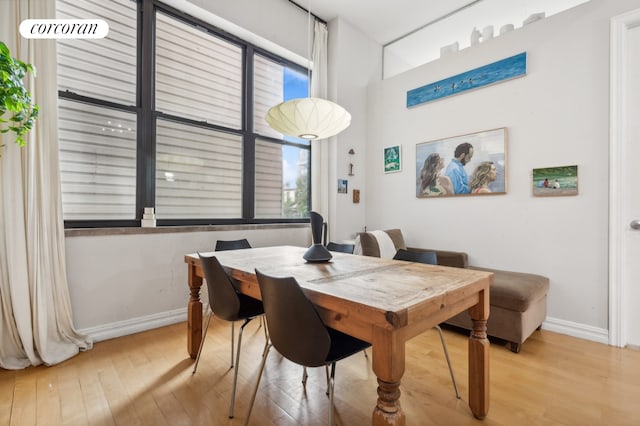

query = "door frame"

[{"left": 609, "top": 8, "right": 640, "bottom": 348}]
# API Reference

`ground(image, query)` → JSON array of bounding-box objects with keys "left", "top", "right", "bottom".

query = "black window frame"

[{"left": 60, "top": 0, "right": 312, "bottom": 228}]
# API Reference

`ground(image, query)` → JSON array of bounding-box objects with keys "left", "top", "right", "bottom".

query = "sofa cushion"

[
  {"left": 354, "top": 229, "right": 406, "bottom": 258},
  {"left": 469, "top": 266, "right": 549, "bottom": 312}
]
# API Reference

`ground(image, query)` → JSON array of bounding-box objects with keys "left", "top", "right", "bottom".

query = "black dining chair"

[
  {"left": 244, "top": 269, "right": 371, "bottom": 426},
  {"left": 393, "top": 248, "right": 437, "bottom": 265},
  {"left": 211, "top": 238, "right": 264, "bottom": 368},
  {"left": 215, "top": 238, "right": 252, "bottom": 251},
  {"left": 392, "top": 248, "right": 460, "bottom": 399},
  {"left": 192, "top": 253, "right": 267, "bottom": 418},
  {"left": 326, "top": 242, "right": 355, "bottom": 254}
]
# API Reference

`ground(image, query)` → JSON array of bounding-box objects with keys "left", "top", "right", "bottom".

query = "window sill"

[{"left": 64, "top": 223, "right": 309, "bottom": 237}]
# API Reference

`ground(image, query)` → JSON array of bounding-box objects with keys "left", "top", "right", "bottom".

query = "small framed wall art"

[
  {"left": 384, "top": 145, "right": 402, "bottom": 173},
  {"left": 532, "top": 165, "right": 578, "bottom": 196},
  {"left": 337, "top": 179, "right": 348, "bottom": 194}
]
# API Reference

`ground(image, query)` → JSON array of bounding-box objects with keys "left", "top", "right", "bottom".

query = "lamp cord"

[{"left": 307, "top": 0, "right": 311, "bottom": 97}]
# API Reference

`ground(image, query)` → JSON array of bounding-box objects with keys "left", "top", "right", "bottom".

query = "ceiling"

[{"left": 297, "top": 0, "right": 480, "bottom": 46}]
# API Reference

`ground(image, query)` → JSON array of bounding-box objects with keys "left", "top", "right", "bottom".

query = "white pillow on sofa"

[{"left": 354, "top": 229, "right": 407, "bottom": 259}]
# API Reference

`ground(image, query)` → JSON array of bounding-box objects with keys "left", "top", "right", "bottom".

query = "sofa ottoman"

[{"left": 445, "top": 266, "right": 549, "bottom": 353}]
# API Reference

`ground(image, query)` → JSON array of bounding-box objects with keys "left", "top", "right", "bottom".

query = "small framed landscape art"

[
  {"left": 532, "top": 165, "right": 578, "bottom": 196},
  {"left": 384, "top": 145, "right": 402, "bottom": 173},
  {"left": 416, "top": 128, "right": 507, "bottom": 198}
]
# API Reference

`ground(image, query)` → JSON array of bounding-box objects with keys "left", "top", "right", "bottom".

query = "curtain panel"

[
  {"left": 310, "top": 20, "right": 331, "bottom": 220},
  {"left": 0, "top": 0, "right": 92, "bottom": 369}
]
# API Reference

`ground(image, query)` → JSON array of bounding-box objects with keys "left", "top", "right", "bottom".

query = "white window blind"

[
  {"left": 155, "top": 12, "right": 242, "bottom": 129},
  {"left": 155, "top": 119, "right": 243, "bottom": 219},
  {"left": 57, "top": 0, "right": 137, "bottom": 221},
  {"left": 254, "top": 139, "right": 283, "bottom": 218},
  {"left": 58, "top": 99, "right": 137, "bottom": 220},
  {"left": 57, "top": 0, "right": 137, "bottom": 105},
  {"left": 254, "top": 55, "right": 284, "bottom": 137}
]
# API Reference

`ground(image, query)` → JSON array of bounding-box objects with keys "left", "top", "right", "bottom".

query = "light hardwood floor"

[{"left": 1, "top": 320, "right": 639, "bottom": 425}]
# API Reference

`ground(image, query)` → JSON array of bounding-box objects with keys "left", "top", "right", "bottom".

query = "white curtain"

[
  {"left": 310, "top": 20, "right": 332, "bottom": 220},
  {"left": 0, "top": 0, "right": 92, "bottom": 370}
]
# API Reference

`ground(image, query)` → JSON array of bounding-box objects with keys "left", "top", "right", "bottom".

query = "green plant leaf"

[
  {"left": 10, "top": 112, "right": 25, "bottom": 122},
  {"left": 0, "top": 39, "right": 38, "bottom": 151}
]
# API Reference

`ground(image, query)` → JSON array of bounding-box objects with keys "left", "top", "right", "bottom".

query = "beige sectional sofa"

[{"left": 355, "top": 229, "right": 549, "bottom": 353}]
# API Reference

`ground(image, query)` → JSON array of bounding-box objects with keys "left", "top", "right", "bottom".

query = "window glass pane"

[
  {"left": 156, "top": 119, "right": 243, "bottom": 219},
  {"left": 59, "top": 99, "right": 137, "bottom": 220},
  {"left": 254, "top": 54, "right": 310, "bottom": 145},
  {"left": 57, "top": 0, "right": 137, "bottom": 104},
  {"left": 255, "top": 139, "right": 309, "bottom": 218},
  {"left": 155, "top": 12, "right": 242, "bottom": 128}
]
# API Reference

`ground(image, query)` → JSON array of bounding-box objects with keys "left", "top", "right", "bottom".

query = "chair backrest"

[
  {"left": 326, "top": 242, "right": 355, "bottom": 254},
  {"left": 393, "top": 248, "right": 438, "bottom": 265},
  {"left": 215, "top": 239, "right": 251, "bottom": 251},
  {"left": 255, "top": 269, "right": 331, "bottom": 367},
  {"left": 198, "top": 253, "right": 241, "bottom": 321}
]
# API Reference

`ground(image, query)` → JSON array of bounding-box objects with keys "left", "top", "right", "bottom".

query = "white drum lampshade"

[{"left": 265, "top": 97, "right": 351, "bottom": 140}]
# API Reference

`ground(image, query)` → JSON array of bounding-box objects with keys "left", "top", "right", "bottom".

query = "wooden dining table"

[{"left": 184, "top": 245, "right": 492, "bottom": 425}]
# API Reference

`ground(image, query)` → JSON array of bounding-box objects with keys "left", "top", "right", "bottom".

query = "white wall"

[
  {"left": 66, "top": 226, "right": 309, "bottom": 341},
  {"left": 171, "top": 0, "right": 309, "bottom": 65},
  {"left": 363, "top": 0, "right": 640, "bottom": 342},
  {"left": 327, "top": 18, "right": 382, "bottom": 242}
]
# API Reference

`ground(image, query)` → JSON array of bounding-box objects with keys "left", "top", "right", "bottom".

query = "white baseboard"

[
  {"left": 542, "top": 316, "right": 609, "bottom": 345},
  {"left": 78, "top": 308, "right": 188, "bottom": 343},
  {"left": 78, "top": 310, "right": 610, "bottom": 347}
]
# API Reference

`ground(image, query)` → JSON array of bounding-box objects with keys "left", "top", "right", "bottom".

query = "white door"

[{"left": 610, "top": 10, "right": 640, "bottom": 348}]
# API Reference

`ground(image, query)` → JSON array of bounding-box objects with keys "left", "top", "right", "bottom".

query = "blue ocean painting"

[{"left": 406, "top": 52, "right": 527, "bottom": 108}]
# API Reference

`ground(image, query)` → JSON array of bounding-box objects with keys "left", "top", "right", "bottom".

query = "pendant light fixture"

[{"left": 265, "top": 1, "right": 351, "bottom": 140}]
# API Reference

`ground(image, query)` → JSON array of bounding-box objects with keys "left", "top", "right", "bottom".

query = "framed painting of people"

[
  {"left": 532, "top": 165, "right": 578, "bottom": 196},
  {"left": 416, "top": 128, "right": 507, "bottom": 198}
]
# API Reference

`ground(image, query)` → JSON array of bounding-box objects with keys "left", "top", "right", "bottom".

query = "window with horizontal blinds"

[
  {"left": 58, "top": 99, "right": 137, "bottom": 220},
  {"left": 155, "top": 11, "right": 242, "bottom": 129},
  {"left": 56, "top": 0, "right": 311, "bottom": 227},
  {"left": 57, "top": 0, "right": 137, "bottom": 105},
  {"left": 155, "top": 119, "right": 242, "bottom": 219}
]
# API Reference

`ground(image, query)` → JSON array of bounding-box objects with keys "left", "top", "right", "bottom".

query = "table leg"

[
  {"left": 468, "top": 288, "right": 490, "bottom": 419},
  {"left": 187, "top": 264, "right": 203, "bottom": 359},
  {"left": 371, "top": 329, "right": 406, "bottom": 426}
]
